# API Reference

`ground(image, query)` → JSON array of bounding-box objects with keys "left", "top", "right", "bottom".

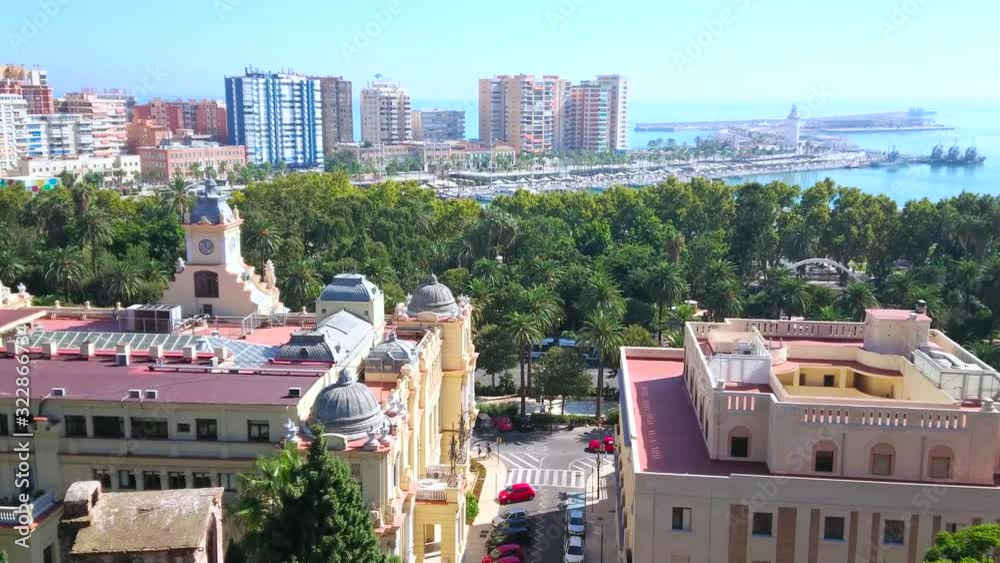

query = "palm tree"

[
  {"left": 281, "top": 259, "right": 321, "bottom": 311},
  {"left": 703, "top": 278, "right": 745, "bottom": 322},
  {"left": 0, "top": 249, "right": 25, "bottom": 286},
  {"left": 579, "top": 271, "right": 626, "bottom": 319},
  {"left": 578, "top": 309, "right": 625, "bottom": 423},
  {"left": 244, "top": 220, "right": 282, "bottom": 272},
  {"left": 521, "top": 286, "right": 563, "bottom": 394},
  {"left": 44, "top": 247, "right": 86, "bottom": 301},
  {"left": 105, "top": 261, "right": 143, "bottom": 305},
  {"left": 72, "top": 209, "right": 114, "bottom": 275},
  {"left": 188, "top": 162, "right": 203, "bottom": 180},
  {"left": 762, "top": 269, "right": 812, "bottom": 319},
  {"left": 643, "top": 262, "right": 688, "bottom": 342},
  {"left": 465, "top": 278, "right": 494, "bottom": 327},
  {"left": 505, "top": 311, "right": 543, "bottom": 417},
  {"left": 966, "top": 342, "right": 1000, "bottom": 371},
  {"left": 161, "top": 176, "right": 193, "bottom": 219},
  {"left": 230, "top": 443, "right": 303, "bottom": 561},
  {"left": 811, "top": 305, "right": 845, "bottom": 322},
  {"left": 471, "top": 257, "right": 503, "bottom": 288},
  {"left": 885, "top": 271, "right": 918, "bottom": 307},
  {"left": 841, "top": 281, "right": 878, "bottom": 321}
]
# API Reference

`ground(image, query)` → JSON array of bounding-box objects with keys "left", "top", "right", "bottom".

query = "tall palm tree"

[
  {"left": 521, "top": 286, "right": 563, "bottom": 394},
  {"left": 643, "top": 262, "right": 688, "bottom": 342},
  {"left": 244, "top": 220, "right": 282, "bottom": 272},
  {"left": 161, "top": 177, "right": 193, "bottom": 219},
  {"left": 105, "top": 261, "right": 143, "bottom": 305},
  {"left": 281, "top": 258, "right": 321, "bottom": 311},
  {"left": 703, "top": 278, "right": 745, "bottom": 322},
  {"left": 762, "top": 269, "right": 812, "bottom": 319},
  {"left": 0, "top": 249, "right": 25, "bottom": 286},
  {"left": 471, "top": 257, "right": 503, "bottom": 288},
  {"left": 885, "top": 270, "right": 918, "bottom": 307},
  {"left": 505, "top": 311, "right": 543, "bottom": 417},
  {"left": 841, "top": 281, "right": 879, "bottom": 321},
  {"left": 230, "top": 443, "right": 303, "bottom": 561},
  {"left": 579, "top": 271, "right": 626, "bottom": 319},
  {"left": 465, "top": 278, "right": 494, "bottom": 327},
  {"left": 44, "top": 247, "right": 86, "bottom": 301},
  {"left": 72, "top": 209, "right": 114, "bottom": 275},
  {"left": 578, "top": 309, "right": 625, "bottom": 423}
]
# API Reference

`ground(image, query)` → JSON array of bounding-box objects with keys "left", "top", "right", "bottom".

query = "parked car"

[
  {"left": 492, "top": 508, "right": 529, "bottom": 527},
  {"left": 564, "top": 535, "right": 585, "bottom": 563},
  {"left": 483, "top": 544, "right": 525, "bottom": 563},
  {"left": 490, "top": 524, "right": 530, "bottom": 540},
  {"left": 483, "top": 556, "right": 521, "bottom": 563},
  {"left": 566, "top": 509, "right": 586, "bottom": 536},
  {"left": 486, "top": 530, "right": 532, "bottom": 550},
  {"left": 498, "top": 482, "right": 536, "bottom": 504},
  {"left": 494, "top": 416, "right": 513, "bottom": 432},
  {"left": 477, "top": 413, "right": 495, "bottom": 430},
  {"left": 494, "top": 519, "right": 531, "bottom": 534},
  {"left": 514, "top": 415, "right": 535, "bottom": 432}
]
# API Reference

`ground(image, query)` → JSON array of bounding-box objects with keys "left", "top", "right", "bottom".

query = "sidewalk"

[
  {"left": 461, "top": 454, "right": 508, "bottom": 563},
  {"left": 584, "top": 456, "right": 618, "bottom": 563}
]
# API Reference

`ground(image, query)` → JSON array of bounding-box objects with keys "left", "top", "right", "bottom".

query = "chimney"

[
  {"left": 63, "top": 480, "right": 102, "bottom": 519},
  {"left": 915, "top": 300, "right": 928, "bottom": 315},
  {"left": 41, "top": 341, "right": 58, "bottom": 358},
  {"left": 115, "top": 344, "right": 131, "bottom": 366},
  {"left": 80, "top": 341, "right": 94, "bottom": 358},
  {"left": 182, "top": 344, "right": 197, "bottom": 362},
  {"left": 149, "top": 344, "right": 164, "bottom": 362},
  {"left": 5, "top": 339, "right": 16, "bottom": 355},
  {"left": 213, "top": 346, "right": 228, "bottom": 362},
  {"left": 982, "top": 398, "right": 998, "bottom": 413}
]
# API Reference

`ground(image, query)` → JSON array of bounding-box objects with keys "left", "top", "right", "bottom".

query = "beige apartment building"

[
  {"left": 360, "top": 81, "right": 412, "bottom": 145},
  {"left": 57, "top": 91, "right": 130, "bottom": 157},
  {"left": 616, "top": 307, "right": 1000, "bottom": 563},
  {"left": 315, "top": 76, "right": 354, "bottom": 155},
  {"left": 478, "top": 74, "right": 568, "bottom": 154},
  {"left": 0, "top": 185, "right": 478, "bottom": 563},
  {"left": 13, "top": 154, "right": 141, "bottom": 188}
]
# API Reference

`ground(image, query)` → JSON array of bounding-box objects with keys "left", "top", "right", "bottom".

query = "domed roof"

[
  {"left": 366, "top": 332, "right": 417, "bottom": 372},
  {"left": 319, "top": 273, "right": 380, "bottom": 302},
  {"left": 311, "top": 370, "right": 386, "bottom": 440},
  {"left": 407, "top": 274, "right": 459, "bottom": 318},
  {"left": 188, "top": 179, "right": 235, "bottom": 225}
]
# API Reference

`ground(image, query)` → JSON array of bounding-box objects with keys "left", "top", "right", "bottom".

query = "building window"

[
  {"left": 177, "top": 423, "right": 191, "bottom": 433},
  {"left": 672, "top": 507, "right": 692, "bottom": 531},
  {"left": 823, "top": 516, "right": 845, "bottom": 541},
  {"left": 193, "top": 473, "right": 212, "bottom": 488},
  {"left": 194, "top": 270, "right": 220, "bottom": 298},
  {"left": 218, "top": 473, "right": 237, "bottom": 492},
  {"left": 928, "top": 446, "right": 954, "bottom": 479},
  {"left": 247, "top": 420, "right": 270, "bottom": 442},
  {"left": 131, "top": 418, "right": 168, "bottom": 439},
  {"left": 870, "top": 443, "right": 895, "bottom": 476},
  {"left": 945, "top": 522, "right": 960, "bottom": 533},
  {"left": 118, "top": 470, "right": 136, "bottom": 490},
  {"left": 752, "top": 512, "right": 773, "bottom": 537},
  {"left": 197, "top": 419, "right": 218, "bottom": 441},
  {"left": 93, "top": 416, "right": 124, "bottom": 438},
  {"left": 730, "top": 431, "right": 750, "bottom": 458},
  {"left": 143, "top": 471, "right": 162, "bottom": 490},
  {"left": 823, "top": 374, "right": 836, "bottom": 387},
  {"left": 814, "top": 441, "right": 837, "bottom": 473},
  {"left": 92, "top": 469, "right": 112, "bottom": 489},
  {"left": 43, "top": 545, "right": 54, "bottom": 563},
  {"left": 168, "top": 472, "right": 187, "bottom": 489},
  {"left": 65, "top": 415, "right": 87, "bottom": 437},
  {"left": 883, "top": 519, "right": 905, "bottom": 545},
  {"left": 0, "top": 414, "right": 7, "bottom": 436}
]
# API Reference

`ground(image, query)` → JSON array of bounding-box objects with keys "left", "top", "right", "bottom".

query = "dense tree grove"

[
  {"left": 3, "top": 172, "right": 998, "bottom": 377},
  {"left": 922, "top": 522, "right": 1000, "bottom": 562}
]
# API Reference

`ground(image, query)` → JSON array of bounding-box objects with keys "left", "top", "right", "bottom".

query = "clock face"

[{"left": 198, "top": 239, "right": 215, "bottom": 255}]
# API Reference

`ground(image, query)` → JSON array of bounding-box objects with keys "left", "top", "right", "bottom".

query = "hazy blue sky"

[{"left": 3, "top": 0, "right": 996, "bottom": 104}]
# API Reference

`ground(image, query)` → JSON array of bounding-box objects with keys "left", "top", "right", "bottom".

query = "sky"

[{"left": 3, "top": 0, "right": 998, "bottom": 107}]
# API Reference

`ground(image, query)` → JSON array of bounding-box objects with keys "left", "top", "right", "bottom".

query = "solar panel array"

[{"left": 27, "top": 331, "right": 278, "bottom": 368}]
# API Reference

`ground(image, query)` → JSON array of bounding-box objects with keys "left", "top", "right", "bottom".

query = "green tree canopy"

[
  {"left": 922, "top": 523, "right": 1000, "bottom": 562},
  {"left": 535, "top": 346, "right": 589, "bottom": 414}
]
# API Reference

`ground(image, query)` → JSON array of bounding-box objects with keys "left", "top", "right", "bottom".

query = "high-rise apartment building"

[
  {"left": 478, "top": 74, "right": 568, "bottom": 154},
  {"left": 0, "top": 65, "right": 54, "bottom": 114},
  {"left": 314, "top": 76, "right": 353, "bottom": 155},
  {"left": 412, "top": 109, "right": 465, "bottom": 142},
  {"left": 225, "top": 69, "right": 323, "bottom": 167},
  {"left": 595, "top": 74, "right": 629, "bottom": 151},
  {"left": 360, "top": 81, "right": 411, "bottom": 144},
  {"left": 58, "top": 91, "right": 130, "bottom": 157},
  {"left": 0, "top": 94, "right": 27, "bottom": 170},
  {"left": 133, "top": 99, "right": 228, "bottom": 143},
  {"left": 562, "top": 81, "right": 610, "bottom": 152},
  {"left": 27, "top": 113, "right": 95, "bottom": 159}
]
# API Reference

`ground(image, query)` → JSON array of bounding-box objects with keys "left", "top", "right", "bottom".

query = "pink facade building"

[
  {"left": 133, "top": 99, "right": 228, "bottom": 143},
  {"left": 138, "top": 141, "right": 246, "bottom": 181}
]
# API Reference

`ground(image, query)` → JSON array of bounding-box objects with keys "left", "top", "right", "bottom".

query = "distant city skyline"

[{"left": 2, "top": 0, "right": 996, "bottom": 104}]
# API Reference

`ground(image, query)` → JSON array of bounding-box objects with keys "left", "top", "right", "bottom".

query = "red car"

[
  {"left": 588, "top": 435, "right": 615, "bottom": 453},
  {"left": 493, "top": 416, "right": 513, "bottom": 432},
  {"left": 482, "top": 544, "right": 525, "bottom": 563},
  {"left": 497, "top": 482, "right": 536, "bottom": 504}
]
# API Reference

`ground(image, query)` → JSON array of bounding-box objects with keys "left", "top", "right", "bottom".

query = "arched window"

[
  {"left": 813, "top": 440, "right": 837, "bottom": 473},
  {"left": 729, "top": 426, "right": 751, "bottom": 458},
  {"left": 194, "top": 271, "right": 219, "bottom": 298},
  {"left": 928, "top": 445, "right": 954, "bottom": 479},
  {"left": 870, "top": 443, "right": 895, "bottom": 476}
]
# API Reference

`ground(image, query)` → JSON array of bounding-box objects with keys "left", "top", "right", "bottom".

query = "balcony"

[
  {"left": 913, "top": 348, "right": 1000, "bottom": 401},
  {"left": 416, "top": 464, "right": 464, "bottom": 502},
  {"left": 0, "top": 489, "right": 56, "bottom": 525}
]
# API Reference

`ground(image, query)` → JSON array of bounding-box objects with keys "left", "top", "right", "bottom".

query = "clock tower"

[{"left": 161, "top": 179, "right": 285, "bottom": 317}]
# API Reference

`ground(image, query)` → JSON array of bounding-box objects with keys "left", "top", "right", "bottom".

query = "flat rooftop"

[
  {"left": 29, "top": 314, "right": 307, "bottom": 347},
  {"left": 623, "top": 353, "right": 768, "bottom": 476}
]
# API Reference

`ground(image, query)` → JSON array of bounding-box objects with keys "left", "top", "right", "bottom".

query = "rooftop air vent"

[
  {"left": 51, "top": 388, "right": 66, "bottom": 397},
  {"left": 288, "top": 387, "right": 302, "bottom": 398},
  {"left": 127, "top": 389, "right": 141, "bottom": 399},
  {"left": 144, "top": 390, "right": 159, "bottom": 400}
]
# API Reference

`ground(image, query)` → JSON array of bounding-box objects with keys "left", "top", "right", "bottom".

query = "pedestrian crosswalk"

[
  {"left": 499, "top": 452, "right": 542, "bottom": 470},
  {"left": 504, "top": 468, "right": 586, "bottom": 489},
  {"left": 569, "top": 457, "right": 602, "bottom": 474}
]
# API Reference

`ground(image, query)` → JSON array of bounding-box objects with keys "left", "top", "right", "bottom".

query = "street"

[{"left": 465, "top": 425, "right": 615, "bottom": 563}]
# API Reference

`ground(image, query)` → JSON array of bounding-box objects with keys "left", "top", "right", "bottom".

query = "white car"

[
  {"left": 564, "top": 535, "right": 585, "bottom": 563},
  {"left": 566, "top": 509, "right": 586, "bottom": 536},
  {"left": 492, "top": 507, "right": 528, "bottom": 527}
]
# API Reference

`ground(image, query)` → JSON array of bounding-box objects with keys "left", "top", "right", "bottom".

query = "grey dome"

[
  {"left": 407, "top": 274, "right": 459, "bottom": 318},
  {"left": 275, "top": 310, "right": 374, "bottom": 363},
  {"left": 366, "top": 332, "right": 417, "bottom": 372},
  {"left": 319, "top": 274, "right": 380, "bottom": 302},
  {"left": 311, "top": 370, "right": 386, "bottom": 440},
  {"left": 188, "top": 178, "right": 234, "bottom": 225}
]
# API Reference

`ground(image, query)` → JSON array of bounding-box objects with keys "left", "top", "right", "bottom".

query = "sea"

[{"left": 371, "top": 99, "right": 1000, "bottom": 204}]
